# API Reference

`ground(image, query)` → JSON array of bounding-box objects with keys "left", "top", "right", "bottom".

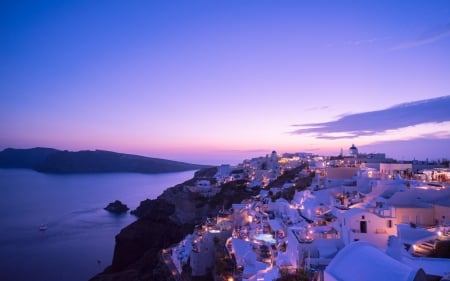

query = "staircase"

[{"left": 412, "top": 240, "right": 435, "bottom": 257}]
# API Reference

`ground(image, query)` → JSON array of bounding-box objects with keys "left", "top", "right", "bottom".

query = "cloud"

[
  {"left": 305, "top": 105, "right": 330, "bottom": 111},
  {"left": 346, "top": 36, "right": 391, "bottom": 47},
  {"left": 291, "top": 95, "right": 450, "bottom": 140},
  {"left": 391, "top": 23, "right": 450, "bottom": 51},
  {"left": 360, "top": 138, "right": 450, "bottom": 160}
]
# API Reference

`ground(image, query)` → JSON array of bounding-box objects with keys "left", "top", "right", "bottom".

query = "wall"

[
  {"left": 326, "top": 167, "right": 358, "bottom": 179},
  {"left": 394, "top": 207, "right": 435, "bottom": 227},
  {"left": 434, "top": 204, "right": 450, "bottom": 224}
]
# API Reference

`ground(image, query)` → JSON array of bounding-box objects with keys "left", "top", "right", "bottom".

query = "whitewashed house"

[{"left": 334, "top": 208, "right": 396, "bottom": 248}]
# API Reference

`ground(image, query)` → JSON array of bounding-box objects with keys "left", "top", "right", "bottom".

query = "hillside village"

[{"left": 164, "top": 145, "right": 450, "bottom": 281}]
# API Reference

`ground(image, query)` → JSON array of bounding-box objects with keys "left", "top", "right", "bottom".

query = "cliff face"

[
  {"left": 91, "top": 195, "right": 197, "bottom": 281},
  {"left": 90, "top": 168, "right": 260, "bottom": 281},
  {"left": 111, "top": 211, "right": 194, "bottom": 276}
]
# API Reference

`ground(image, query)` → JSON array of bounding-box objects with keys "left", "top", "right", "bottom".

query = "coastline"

[{"left": 0, "top": 169, "right": 195, "bottom": 281}]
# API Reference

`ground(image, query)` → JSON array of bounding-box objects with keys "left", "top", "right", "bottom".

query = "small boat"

[{"left": 39, "top": 224, "right": 48, "bottom": 231}]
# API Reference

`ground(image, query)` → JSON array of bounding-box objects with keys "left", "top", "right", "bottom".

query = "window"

[{"left": 387, "top": 220, "right": 392, "bottom": 228}]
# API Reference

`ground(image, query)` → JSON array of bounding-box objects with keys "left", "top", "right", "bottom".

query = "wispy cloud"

[
  {"left": 391, "top": 23, "right": 450, "bottom": 51},
  {"left": 326, "top": 37, "right": 390, "bottom": 48},
  {"left": 346, "top": 36, "right": 391, "bottom": 47},
  {"left": 291, "top": 96, "right": 450, "bottom": 140},
  {"left": 306, "top": 105, "right": 330, "bottom": 112}
]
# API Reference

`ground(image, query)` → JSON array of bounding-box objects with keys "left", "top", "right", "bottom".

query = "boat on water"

[{"left": 39, "top": 224, "right": 48, "bottom": 231}]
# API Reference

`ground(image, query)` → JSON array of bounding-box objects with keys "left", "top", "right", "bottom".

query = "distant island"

[{"left": 0, "top": 147, "right": 209, "bottom": 174}]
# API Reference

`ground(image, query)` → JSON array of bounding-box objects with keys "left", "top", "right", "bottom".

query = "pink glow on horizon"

[{"left": 1, "top": 1, "right": 449, "bottom": 164}]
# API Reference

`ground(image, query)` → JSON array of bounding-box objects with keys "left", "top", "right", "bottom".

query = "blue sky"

[{"left": 1, "top": 0, "right": 449, "bottom": 164}]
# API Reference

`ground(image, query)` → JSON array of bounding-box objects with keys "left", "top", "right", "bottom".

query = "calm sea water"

[{"left": 0, "top": 169, "right": 195, "bottom": 281}]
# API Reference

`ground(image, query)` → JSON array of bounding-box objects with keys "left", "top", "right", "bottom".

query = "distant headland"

[{"left": 0, "top": 147, "right": 210, "bottom": 174}]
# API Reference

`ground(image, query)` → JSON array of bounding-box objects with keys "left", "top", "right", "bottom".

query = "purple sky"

[{"left": 1, "top": 0, "right": 450, "bottom": 165}]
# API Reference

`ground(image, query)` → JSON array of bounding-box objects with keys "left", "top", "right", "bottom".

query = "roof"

[
  {"left": 268, "top": 219, "right": 283, "bottom": 232},
  {"left": 397, "top": 224, "right": 437, "bottom": 245},
  {"left": 243, "top": 260, "right": 268, "bottom": 277},
  {"left": 434, "top": 192, "right": 450, "bottom": 207},
  {"left": 337, "top": 207, "right": 369, "bottom": 219},
  {"left": 387, "top": 189, "right": 437, "bottom": 208},
  {"left": 231, "top": 238, "right": 270, "bottom": 278},
  {"left": 231, "top": 238, "right": 255, "bottom": 266},
  {"left": 325, "top": 241, "right": 425, "bottom": 281}
]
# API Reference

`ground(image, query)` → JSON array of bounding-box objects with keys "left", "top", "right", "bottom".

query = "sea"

[{"left": 0, "top": 168, "right": 195, "bottom": 281}]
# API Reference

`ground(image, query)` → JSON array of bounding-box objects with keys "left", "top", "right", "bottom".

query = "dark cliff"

[
  {"left": 0, "top": 148, "right": 209, "bottom": 174},
  {"left": 90, "top": 167, "right": 260, "bottom": 281}
]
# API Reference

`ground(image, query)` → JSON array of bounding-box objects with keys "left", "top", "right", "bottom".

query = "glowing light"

[{"left": 254, "top": 233, "right": 276, "bottom": 244}]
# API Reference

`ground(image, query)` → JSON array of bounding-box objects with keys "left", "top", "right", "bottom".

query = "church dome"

[{"left": 349, "top": 144, "right": 358, "bottom": 157}]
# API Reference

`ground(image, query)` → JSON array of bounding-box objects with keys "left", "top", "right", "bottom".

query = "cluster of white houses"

[{"left": 168, "top": 146, "right": 450, "bottom": 281}]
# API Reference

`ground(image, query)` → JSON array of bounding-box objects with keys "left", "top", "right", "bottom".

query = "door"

[{"left": 360, "top": 221, "right": 367, "bottom": 233}]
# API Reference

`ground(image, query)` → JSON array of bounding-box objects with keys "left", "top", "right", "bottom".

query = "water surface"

[{"left": 0, "top": 169, "right": 195, "bottom": 281}]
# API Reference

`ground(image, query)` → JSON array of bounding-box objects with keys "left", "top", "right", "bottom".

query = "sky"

[{"left": 1, "top": 0, "right": 450, "bottom": 165}]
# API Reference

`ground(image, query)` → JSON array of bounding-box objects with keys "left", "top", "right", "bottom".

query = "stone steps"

[{"left": 412, "top": 240, "right": 436, "bottom": 257}]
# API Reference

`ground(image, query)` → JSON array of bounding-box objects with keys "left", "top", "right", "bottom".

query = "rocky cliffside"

[{"left": 90, "top": 167, "right": 258, "bottom": 281}]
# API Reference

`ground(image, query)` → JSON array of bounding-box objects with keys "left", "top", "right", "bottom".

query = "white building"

[
  {"left": 380, "top": 163, "right": 412, "bottom": 179},
  {"left": 334, "top": 208, "right": 396, "bottom": 248},
  {"left": 286, "top": 226, "right": 343, "bottom": 270}
]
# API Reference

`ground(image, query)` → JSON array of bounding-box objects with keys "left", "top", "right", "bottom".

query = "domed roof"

[{"left": 325, "top": 241, "right": 426, "bottom": 281}]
